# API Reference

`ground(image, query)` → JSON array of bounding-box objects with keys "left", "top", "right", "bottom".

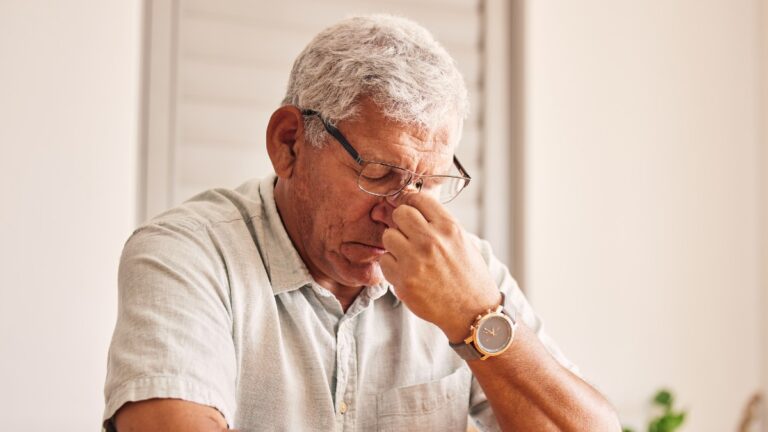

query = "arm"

[
  {"left": 113, "top": 399, "right": 232, "bottom": 432},
  {"left": 380, "top": 193, "right": 620, "bottom": 431},
  {"left": 463, "top": 322, "right": 619, "bottom": 431},
  {"left": 104, "top": 223, "right": 237, "bottom": 430}
]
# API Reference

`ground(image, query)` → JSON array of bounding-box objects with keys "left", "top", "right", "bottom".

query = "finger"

[
  {"left": 382, "top": 227, "right": 409, "bottom": 259},
  {"left": 391, "top": 204, "right": 430, "bottom": 239},
  {"left": 390, "top": 191, "right": 450, "bottom": 224},
  {"left": 379, "top": 252, "right": 397, "bottom": 275}
]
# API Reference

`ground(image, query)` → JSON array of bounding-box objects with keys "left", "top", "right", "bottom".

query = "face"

[{"left": 286, "top": 99, "right": 459, "bottom": 290}]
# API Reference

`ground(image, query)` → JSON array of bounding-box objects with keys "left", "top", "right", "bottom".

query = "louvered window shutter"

[{"left": 145, "top": 0, "right": 487, "bottom": 236}]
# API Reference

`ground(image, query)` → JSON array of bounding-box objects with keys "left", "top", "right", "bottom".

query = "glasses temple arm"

[
  {"left": 453, "top": 155, "right": 472, "bottom": 180},
  {"left": 301, "top": 109, "right": 363, "bottom": 165}
]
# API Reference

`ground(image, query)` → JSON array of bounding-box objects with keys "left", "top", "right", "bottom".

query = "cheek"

[
  {"left": 295, "top": 159, "right": 379, "bottom": 240},
  {"left": 315, "top": 197, "right": 376, "bottom": 241},
  {"left": 309, "top": 174, "right": 374, "bottom": 220},
  {"left": 296, "top": 189, "right": 354, "bottom": 243}
]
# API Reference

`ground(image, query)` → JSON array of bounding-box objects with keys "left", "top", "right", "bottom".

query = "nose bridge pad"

[
  {"left": 385, "top": 175, "right": 422, "bottom": 207},
  {"left": 402, "top": 176, "right": 423, "bottom": 193},
  {"left": 414, "top": 177, "right": 424, "bottom": 191}
]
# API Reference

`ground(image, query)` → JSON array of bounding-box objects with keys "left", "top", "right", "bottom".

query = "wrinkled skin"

[{"left": 268, "top": 98, "right": 497, "bottom": 320}]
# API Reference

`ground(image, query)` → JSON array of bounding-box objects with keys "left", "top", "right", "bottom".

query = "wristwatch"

[{"left": 450, "top": 293, "right": 517, "bottom": 361}]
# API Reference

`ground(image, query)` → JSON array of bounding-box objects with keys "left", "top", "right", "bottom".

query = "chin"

[{"left": 342, "top": 262, "right": 386, "bottom": 287}]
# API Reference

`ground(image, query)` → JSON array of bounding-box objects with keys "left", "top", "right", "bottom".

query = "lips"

[
  {"left": 359, "top": 242, "right": 386, "bottom": 251},
  {"left": 340, "top": 242, "right": 387, "bottom": 262},
  {"left": 352, "top": 242, "right": 387, "bottom": 255}
]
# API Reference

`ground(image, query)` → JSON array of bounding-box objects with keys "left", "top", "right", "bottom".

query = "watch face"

[{"left": 476, "top": 314, "right": 514, "bottom": 354}]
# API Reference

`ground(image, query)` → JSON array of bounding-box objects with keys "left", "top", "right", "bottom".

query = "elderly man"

[{"left": 104, "top": 14, "right": 619, "bottom": 432}]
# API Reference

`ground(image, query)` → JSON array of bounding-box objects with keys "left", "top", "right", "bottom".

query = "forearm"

[
  {"left": 113, "top": 399, "right": 234, "bottom": 432},
  {"left": 378, "top": 196, "right": 619, "bottom": 430},
  {"left": 466, "top": 323, "right": 621, "bottom": 432}
]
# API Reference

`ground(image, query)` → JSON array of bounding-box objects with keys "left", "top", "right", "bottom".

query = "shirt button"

[{"left": 339, "top": 401, "right": 348, "bottom": 414}]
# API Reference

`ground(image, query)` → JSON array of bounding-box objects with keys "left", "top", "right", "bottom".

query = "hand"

[{"left": 379, "top": 192, "right": 501, "bottom": 343}]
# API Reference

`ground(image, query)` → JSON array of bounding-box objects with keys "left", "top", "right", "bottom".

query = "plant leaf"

[
  {"left": 653, "top": 389, "right": 673, "bottom": 409},
  {"left": 648, "top": 418, "right": 660, "bottom": 432},
  {"left": 655, "top": 412, "right": 686, "bottom": 432}
]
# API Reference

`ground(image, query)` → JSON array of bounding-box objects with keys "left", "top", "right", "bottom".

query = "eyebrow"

[{"left": 304, "top": 109, "right": 458, "bottom": 176}]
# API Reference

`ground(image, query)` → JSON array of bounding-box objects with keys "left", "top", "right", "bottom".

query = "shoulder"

[
  {"left": 139, "top": 177, "right": 265, "bottom": 235},
  {"left": 119, "top": 177, "right": 272, "bottom": 284}
]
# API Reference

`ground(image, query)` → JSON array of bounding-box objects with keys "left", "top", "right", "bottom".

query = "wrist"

[
  {"left": 448, "top": 291, "right": 518, "bottom": 361},
  {"left": 442, "top": 288, "right": 503, "bottom": 344}
]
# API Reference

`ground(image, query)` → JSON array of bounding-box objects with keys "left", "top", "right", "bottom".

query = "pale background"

[{"left": 0, "top": 1, "right": 766, "bottom": 431}]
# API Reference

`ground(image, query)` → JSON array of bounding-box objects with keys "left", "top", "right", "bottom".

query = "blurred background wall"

[
  {"left": 0, "top": 1, "right": 765, "bottom": 431},
  {"left": 0, "top": 0, "right": 142, "bottom": 430},
  {"left": 522, "top": 2, "right": 764, "bottom": 431}
]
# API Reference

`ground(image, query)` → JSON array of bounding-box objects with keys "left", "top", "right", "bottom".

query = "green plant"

[{"left": 623, "top": 389, "right": 687, "bottom": 432}]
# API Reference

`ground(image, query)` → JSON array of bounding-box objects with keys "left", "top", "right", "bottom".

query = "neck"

[{"left": 273, "top": 179, "right": 363, "bottom": 312}]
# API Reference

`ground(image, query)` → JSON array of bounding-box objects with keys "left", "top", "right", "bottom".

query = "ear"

[{"left": 266, "top": 105, "right": 306, "bottom": 178}]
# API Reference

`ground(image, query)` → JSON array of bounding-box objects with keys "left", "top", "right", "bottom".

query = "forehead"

[{"left": 336, "top": 100, "right": 460, "bottom": 171}]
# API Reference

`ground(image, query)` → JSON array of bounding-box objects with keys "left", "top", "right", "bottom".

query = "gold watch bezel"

[{"left": 464, "top": 305, "right": 517, "bottom": 360}]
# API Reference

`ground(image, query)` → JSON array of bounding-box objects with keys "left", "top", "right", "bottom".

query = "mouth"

[
  {"left": 354, "top": 242, "right": 387, "bottom": 253},
  {"left": 340, "top": 242, "right": 387, "bottom": 262}
]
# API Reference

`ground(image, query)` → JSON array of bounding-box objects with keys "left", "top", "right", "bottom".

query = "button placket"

[
  {"left": 334, "top": 316, "right": 360, "bottom": 431},
  {"left": 334, "top": 319, "right": 352, "bottom": 414}
]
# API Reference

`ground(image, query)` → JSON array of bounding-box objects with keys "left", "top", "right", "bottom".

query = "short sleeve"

[
  {"left": 103, "top": 221, "right": 237, "bottom": 430},
  {"left": 466, "top": 236, "right": 581, "bottom": 431}
]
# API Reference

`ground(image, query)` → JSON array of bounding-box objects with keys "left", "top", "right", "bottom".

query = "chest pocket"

[{"left": 376, "top": 367, "right": 471, "bottom": 432}]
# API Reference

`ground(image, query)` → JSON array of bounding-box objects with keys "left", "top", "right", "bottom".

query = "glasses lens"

[
  {"left": 358, "top": 162, "right": 469, "bottom": 203},
  {"left": 420, "top": 176, "right": 468, "bottom": 203},
  {"left": 358, "top": 162, "right": 411, "bottom": 196}
]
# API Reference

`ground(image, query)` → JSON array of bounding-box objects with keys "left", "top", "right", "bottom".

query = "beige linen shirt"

[{"left": 103, "top": 175, "right": 577, "bottom": 432}]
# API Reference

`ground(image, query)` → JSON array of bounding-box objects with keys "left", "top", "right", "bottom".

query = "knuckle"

[
  {"left": 422, "top": 240, "right": 439, "bottom": 257},
  {"left": 441, "top": 220, "right": 462, "bottom": 237},
  {"left": 412, "top": 259, "right": 428, "bottom": 277}
]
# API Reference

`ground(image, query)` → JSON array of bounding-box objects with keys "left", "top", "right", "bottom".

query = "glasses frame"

[{"left": 301, "top": 109, "right": 472, "bottom": 203}]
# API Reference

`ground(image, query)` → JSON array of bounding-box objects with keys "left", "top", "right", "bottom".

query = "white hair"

[{"left": 281, "top": 14, "right": 469, "bottom": 147}]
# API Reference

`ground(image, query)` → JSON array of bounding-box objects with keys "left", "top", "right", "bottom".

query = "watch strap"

[{"left": 450, "top": 339, "right": 483, "bottom": 360}]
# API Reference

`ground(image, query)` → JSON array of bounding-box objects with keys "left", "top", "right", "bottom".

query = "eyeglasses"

[{"left": 301, "top": 109, "right": 471, "bottom": 204}]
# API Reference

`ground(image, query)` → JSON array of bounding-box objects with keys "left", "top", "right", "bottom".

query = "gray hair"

[{"left": 281, "top": 14, "right": 469, "bottom": 147}]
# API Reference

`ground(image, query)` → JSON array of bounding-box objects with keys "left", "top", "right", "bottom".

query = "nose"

[
  {"left": 370, "top": 195, "right": 397, "bottom": 228},
  {"left": 380, "top": 176, "right": 424, "bottom": 207},
  {"left": 371, "top": 177, "right": 424, "bottom": 226}
]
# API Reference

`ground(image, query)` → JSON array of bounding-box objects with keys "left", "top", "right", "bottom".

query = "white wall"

[
  {"left": 0, "top": 1, "right": 142, "bottom": 430},
  {"left": 523, "top": 1, "right": 763, "bottom": 431},
  {"left": 763, "top": 0, "right": 768, "bottom": 423}
]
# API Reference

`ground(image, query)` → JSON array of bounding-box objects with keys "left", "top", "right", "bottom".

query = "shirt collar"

[
  {"left": 257, "top": 175, "right": 315, "bottom": 294},
  {"left": 387, "top": 285, "right": 401, "bottom": 307}
]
